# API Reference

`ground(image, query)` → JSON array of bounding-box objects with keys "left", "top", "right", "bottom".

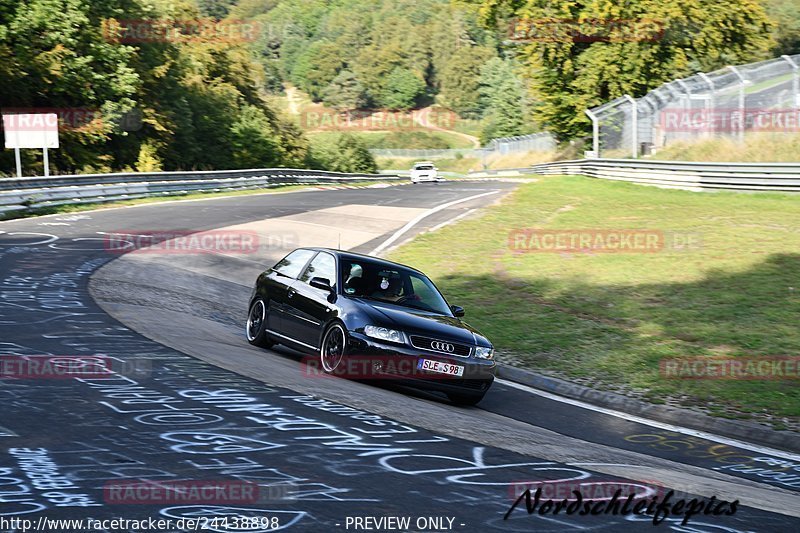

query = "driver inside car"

[{"left": 370, "top": 272, "right": 412, "bottom": 303}]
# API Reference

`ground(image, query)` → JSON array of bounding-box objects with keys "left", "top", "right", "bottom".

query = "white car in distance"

[{"left": 409, "top": 161, "right": 440, "bottom": 184}]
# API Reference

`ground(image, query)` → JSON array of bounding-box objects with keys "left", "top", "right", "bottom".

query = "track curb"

[{"left": 497, "top": 363, "right": 799, "bottom": 454}]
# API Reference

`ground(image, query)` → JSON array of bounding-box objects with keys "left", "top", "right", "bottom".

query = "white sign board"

[{"left": 2, "top": 113, "right": 59, "bottom": 149}]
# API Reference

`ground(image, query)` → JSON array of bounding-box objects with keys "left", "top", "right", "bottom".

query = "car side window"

[
  {"left": 410, "top": 276, "right": 436, "bottom": 301},
  {"left": 300, "top": 252, "right": 336, "bottom": 285},
  {"left": 272, "top": 249, "right": 315, "bottom": 279}
]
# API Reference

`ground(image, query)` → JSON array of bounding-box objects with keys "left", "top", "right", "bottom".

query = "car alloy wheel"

[
  {"left": 321, "top": 323, "right": 346, "bottom": 373},
  {"left": 246, "top": 298, "right": 274, "bottom": 348}
]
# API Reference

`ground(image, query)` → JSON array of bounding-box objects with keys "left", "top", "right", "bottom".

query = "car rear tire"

[
  {"left": 320, "top": 322, "right": 347, "bottom": 374},
  {"left": 246, "top": 298, "right": 274, "bottom": 348},
  {"left": 447, "top": 392, "right": 485, "bottom": 406}
]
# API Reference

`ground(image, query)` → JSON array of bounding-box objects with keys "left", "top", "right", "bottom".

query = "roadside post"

[
  {"left": 728, "top": 66, "right": 747, "bottom": 142},
  {"left": 2, "top": 112, "right": 59, "bottom": 177},
  {"left": 585, "top": 109, "right": 600, "bottom": 158},
  {"left": 623, "top": 95, "right": 638, "bottom": 158},
  {"left": 783, "top": 55, "right": 799, "bottom": 111}
]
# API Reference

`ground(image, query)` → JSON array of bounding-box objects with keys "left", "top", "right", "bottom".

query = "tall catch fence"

[{"left": 587, "top": 54, "right": 800, "bottom": 158}]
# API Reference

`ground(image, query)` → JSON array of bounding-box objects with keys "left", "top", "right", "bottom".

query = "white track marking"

[
  {"left": 370, "top": 191, "right": 499, "bottom": 255},
  {"left": 427, "top": 208, "right": 477, "bottom": 233},
  {"left": 496, "top": 378, "right": 800, "bottom": 462}
]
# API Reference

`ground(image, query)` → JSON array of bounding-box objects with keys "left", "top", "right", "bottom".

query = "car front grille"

[{"left": 409, "top": 335, "right": 471, "bottom": 357}]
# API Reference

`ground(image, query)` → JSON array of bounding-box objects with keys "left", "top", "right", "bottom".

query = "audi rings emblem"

[{"left": 431, "top": 341, "right": 455, "bottom": 353}]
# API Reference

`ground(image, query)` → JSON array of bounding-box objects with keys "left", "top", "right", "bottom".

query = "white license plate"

[{"left": 417, "top": 358, "right": 464, "bottom": 377}]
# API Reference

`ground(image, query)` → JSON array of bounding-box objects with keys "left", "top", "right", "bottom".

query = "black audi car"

[{"left": 246, "top": 248, "right": 495, "bottom": 405}]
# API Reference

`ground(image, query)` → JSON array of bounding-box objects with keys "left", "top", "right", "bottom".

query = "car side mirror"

[
  {"left": 450, "top": 305, "right": 465, "bottom": 317},
  {"left": 310, "top": 277, "right": 333, "bottom": 292}
]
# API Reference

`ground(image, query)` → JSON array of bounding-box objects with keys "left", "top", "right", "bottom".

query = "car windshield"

[
  {"left": 415, "top": 165, "right": 434, "bottom": 170},
  {"left": 340, "top": 258, "right": 452, "bottom": 315}
]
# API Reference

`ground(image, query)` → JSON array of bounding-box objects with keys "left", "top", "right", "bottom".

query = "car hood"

[{"left": 354, "top": 299, "right": 490, "bottom": 346}]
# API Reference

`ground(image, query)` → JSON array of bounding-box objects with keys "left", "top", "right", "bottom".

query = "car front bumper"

[{"left": 343, "top": 332, "right": 495, "bottom": 396}]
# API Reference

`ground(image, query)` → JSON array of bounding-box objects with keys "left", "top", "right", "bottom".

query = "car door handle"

[{"left": 287, "top": 288, "right": 296, "bottom": 298}]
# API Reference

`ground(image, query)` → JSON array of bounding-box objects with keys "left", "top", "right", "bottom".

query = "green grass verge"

[
  {"left": 388, "top": 175, "right": 800, "bottom": 423},
  {"left": 651, "top": 133, "right": 800, "bottom": 163}
]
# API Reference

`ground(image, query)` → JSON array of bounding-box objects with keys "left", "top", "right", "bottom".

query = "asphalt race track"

[{"left": 1, "top": 181, "right": 798, "bottom": 532}]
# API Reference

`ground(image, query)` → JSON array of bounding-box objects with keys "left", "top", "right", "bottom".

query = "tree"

[
  {"left": 379, "top": 67, "right": 425, "bottom": 110},
  {"left": 252, "top": 0, "right": 500, "bottom": 118},
  {"left": 322, "top": 70, "right": 367, "bottom": 112},
  {"left": 307, "top": 133, "right": 377, "bottom": 173},
  {"left": 197, "top": 0, "right": 235, "bottom": 19},
  {"left": 764, "top": 0, "right": 800, "bottom": 55},
  {"left": 0, "top": 0, "right": 141, "bottom": 173},
  {"left": 290, "top": 40, "right": 346, "bottom": 101},
  {"left": 472, "top": 0, "right": 774, "bottom": 140},
  {"left": 0, "top": 0, "right": 309, "bottom": 174},
  {"left": 481, "top": 76, "right": 528, "bottom": 142},
  {"left": 478, "top": 57, "right": 533, "bottom": 142},
  {"left": 230, "top": 105, "right": 282, "bottom": 168},
  {"left": 436, "top": 46, "right": 494, "bottom": 117},
  {"left": 334, "top": 133, "right": 377, "bottom": 173}
]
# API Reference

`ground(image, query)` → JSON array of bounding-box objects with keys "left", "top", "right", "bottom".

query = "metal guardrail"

[
  {"left": 0, "top": 168, "right": 401, "bottom": 215},
  {"left": 466, "top": 168, "right": 537, "bottom": 176},
  {"left": 528, "top": 159, "right": 800, "bottom": 192}
]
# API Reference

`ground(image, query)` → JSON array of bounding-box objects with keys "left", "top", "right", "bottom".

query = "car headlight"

[
  {"left": 475, "top": 346, "right": 494, "bottom": 360},
  {"left": 364, "top": 325, "right": 404, "bottom": 344}
]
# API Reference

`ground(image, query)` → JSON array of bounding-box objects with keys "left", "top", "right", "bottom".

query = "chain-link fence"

[
  {"left": 369, "top": 132, "right": 556, "bottom": 159},
  {"left": 587, "top": 54, "right": 800, "bottom": 158}
]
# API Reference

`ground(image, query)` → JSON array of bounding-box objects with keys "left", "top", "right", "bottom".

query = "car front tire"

[
  {"left": 320, "top": 322, "right": 347, "bottom": 374},
  {"left": 246, "top": 298, "right": 274, "bottom": 348}
]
